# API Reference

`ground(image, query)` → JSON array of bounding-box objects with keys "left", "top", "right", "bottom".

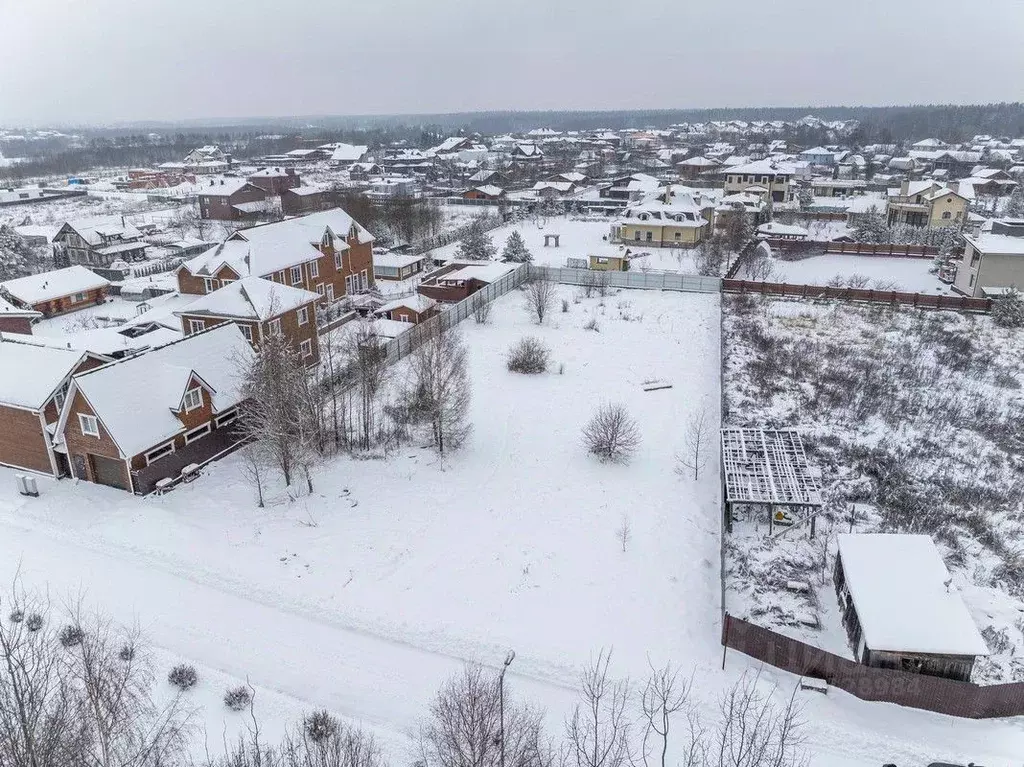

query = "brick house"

[
  {"left": 281, "top": 185, "right": 333, "bottom": 216},
  {"left": 0, "top": 339, "right": 107, "bottom": 476},
  {"left": 0, "top": 295, "right": 41, "bottom": 334},
  {"left": 417, "top": 262, "right": 516, "bottom": 303},
  {"left": 175, "top": 208, "right": 375, "bottom": 306},
  {"left": 374, "top": 294, "right": 439, "bottom": 324},
  {"left": 247, "top": 167, "right": 301, "bottom": 196},
  {"left": 53, "top": 216, "right": 147, "bottom": 267},
  {"left": 56, "top": 323, "right": 253, "bottom": 494},
  {"left": 198, "top": 179, "right": 269, "bottom": 221},
  {"left": 1, "top": 265, "right": 111, "bottom": 318},
  {"left": 175, "top": 276, "right": 322, "bottom": 365}
]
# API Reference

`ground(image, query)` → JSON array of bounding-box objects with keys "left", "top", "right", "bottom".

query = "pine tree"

[
  {"left": 501, "top": 230, "right": 532, "bottom": 263},
  {"left": 1004, "top": 185, "right": 1024, "bottom": 219},
  {"left": 798, "top": 186, "right": 814, "bottom": 210},
  {"left": 993, "top": 287, "right": 1024, "bottom": 328},
  {"left": 454, "top": 219, "right": 497, "bottom": 261},
  {"left": 851, "top": 205, "right": 891, "bottom": 243},
  {"left": 0, "top": 225, "right": 30, "bottom": 281}
]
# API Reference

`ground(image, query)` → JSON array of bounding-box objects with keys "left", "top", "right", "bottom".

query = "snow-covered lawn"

[
  {"left": 746, "top": 253, "right": 953, "bottom": 294},
  {"left": 0, "top": 286, "right": 1022, "bottom": 765},
  {"left": 427, "top": 215, "right": 702, "bottom": 273}
]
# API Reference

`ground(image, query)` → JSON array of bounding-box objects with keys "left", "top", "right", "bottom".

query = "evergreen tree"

[
  {"left": 1004, "top": 185, "right": 1024, "bottom": 219},
  {"left": 798, "top": 186, "right": 814, "bottom": 211},
  {"left": 454, "top": 219, "right": 497, "bottom": 261},
  {"left": 0, "top": 225, "right": 30, "bottom": 280},
  {"left": 501, "top": 230, "right": 532, "bottom": 263},
  {"left": 993, "top": 286, "right": 1024, "bottom": 328},
  {"left": 851, "top": 205, "right": 890, "bottom": 243}
]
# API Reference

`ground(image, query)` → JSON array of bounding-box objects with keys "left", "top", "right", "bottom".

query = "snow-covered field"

[
  {"left": 427, "top": 215, "right": 703, "bottom": 273},
  {"left": 1, "top": 286, "right": 1022, "bottom": 765},
  {"left": 751, "top": 253, "right": 953, "bottom": 294},
  {"left": 723, "top": 295, "right": 1024, "bottom": 686}
]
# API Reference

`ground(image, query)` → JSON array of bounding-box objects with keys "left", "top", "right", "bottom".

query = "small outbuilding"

[{"left": 834, "top": 533, "right": 988, "bottom": 682}]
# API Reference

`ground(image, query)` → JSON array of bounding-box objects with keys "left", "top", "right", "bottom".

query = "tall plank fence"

[
  {"left": 722, "top": 279, "right": 992, "bottom": 313},
  {"left": 529, "top": 265, "right": 721, "bottom": 293},
  {"left": 825, "top": 241, "right": 939, "bottom": 258},
  {"left": 723, "top": 614, "right": 1024, "bottom": 718}
]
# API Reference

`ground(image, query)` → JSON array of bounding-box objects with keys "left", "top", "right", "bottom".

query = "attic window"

[
  {"left": 638, "top": 213, "right": 650, "bottom": 221},
  {"left": 322, "top": 232, "right": 333, "bottom": 248},
  {"left": 79, "top": 413, "right": 99, "bottom": 438},
  {"left": 182, "top": 387, "right": 203, "bottom": 413}
]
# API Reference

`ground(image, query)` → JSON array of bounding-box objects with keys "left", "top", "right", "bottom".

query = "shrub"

[
  {"left": 25, "top": 613, "right": 43, "bottom": 632},
  {"left": 507, "top": 337, "right": 550, "bottom": 374},
  {"left": 583, "top": 317, "right": 600, "bottom": 332},
  {"left": 561, "top": 298, "right": 570, "bottom": 313},
  {"left": 304, "top": 709, "right": 340, "bottom": 743},
  {"left": 582, "top": 403, "right": 641, "bottom": 462},
  {"left": 59, "top": 625, "right": 84, "bottom": 648},
  {"left": 992, "top": 287, "right": 1024, "bottom": 328},
  {"left": 472, "top": 295, "right": 492, "bottom": 324},
  {"left": 8, "top": 609, "right": 23, "bottom": 623},
  {"left": 168, "top": 663, "right": 199, "bottom": 690},
  {"left": 224, "top": 685, "right": 252, "bottom": 711}
]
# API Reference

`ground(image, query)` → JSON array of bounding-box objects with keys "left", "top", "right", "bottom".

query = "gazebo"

[{"left": 543, "top": 233, "right": 560, "bottom": 247}]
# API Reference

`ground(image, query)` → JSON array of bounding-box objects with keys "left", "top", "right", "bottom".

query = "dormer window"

[
  {"left": 638, "top": 213, "right": 650, "bottom": 221},
  {"left": 322, "top": 231, "right": 333, "bottom": 248},
  {"left": 182, "top": 387, "right": 203, "bottom": 413}
]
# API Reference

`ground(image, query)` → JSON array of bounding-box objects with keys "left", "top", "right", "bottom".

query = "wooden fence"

[
  {"left": 529, "top": 265, "right": 721, "bottom": 293},
  {"left": 824, "top": 241, "right": 939, "bottom": 258},
  {"left": 723, "top": 614, "right": 1024, "bottom": 719},
  {"left": 722, "top": 279, "right": 992, "bottom": 312}
]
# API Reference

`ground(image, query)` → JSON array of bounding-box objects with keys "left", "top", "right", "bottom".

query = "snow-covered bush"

[
  {"left": 507, "top": 337, "right": 549, "bottom": 374},
  {"left": 168, "top": 663, "right": 198, "bottom": 690},
  {"left": 224, "top": 685, "right": 252, "bottom": 711},
  {"left": 582, "top": 403, "right": 641, "bottom": 463},
  {"left": 992, "top": 287, "right": 1024, "bottom": 328},
  {"left": 304, "top": 709, "right": 340, "bottom": 742},
  {"left": 583, "top": 317, "right": 600, "bottom": 332},
  {"left": 472, "top": 294, "right": 492, "bottom": 324}
]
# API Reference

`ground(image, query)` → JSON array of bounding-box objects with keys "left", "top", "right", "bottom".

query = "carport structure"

[{"left": 720, "top": 427, "right": 823, "bottom": 534}]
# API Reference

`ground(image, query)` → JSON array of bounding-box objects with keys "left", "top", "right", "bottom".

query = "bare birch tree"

[
  {"left": 408, "top": 325, "right": 471, "bottom": 457},
  {"left": 566, "top": 650, "right": 630, "bottom": 767},
  {"left": 342, "top": 321, "right": 391, "bottom": 452},
  {"left": 712, "top": 673, "right": 806, "bottom": 767},
  {"left": 676, "top": 404, "right": 712, "bottom": 480},
  {"left": 524, "top": 278, "right": 556, "bottom": 324},
  {"left": 634, "top": 662, "right": 703, "bottom": 767}
]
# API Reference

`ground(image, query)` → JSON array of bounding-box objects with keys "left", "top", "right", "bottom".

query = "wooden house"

[
  {"left": 1, "top": 265, "right": 111, "bottom": 318},
  {"left": 374, "top": 294, "right": 439, "bottom": 324}
]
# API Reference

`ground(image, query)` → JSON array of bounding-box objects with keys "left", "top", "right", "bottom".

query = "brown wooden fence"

[
  {"left": 722, "top": 279, "right": 992, "bottom": 313},
  {"left": 722, "top": 614, "right": 1024, "bottom": 718},
  {"left": 824, "top": 241, "right": 939, "bottom": 258}
]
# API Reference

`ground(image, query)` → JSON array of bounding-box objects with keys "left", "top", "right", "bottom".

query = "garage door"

[{"left": 90, "top": 454, "right": 128, "bottom": 490}]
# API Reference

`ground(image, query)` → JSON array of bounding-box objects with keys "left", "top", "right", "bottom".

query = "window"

[
  {"left": 942, "top": 211, "right": 951, "bottom": 219},
  {"left": 145, "top": 441, "right": 175, "bottom": 465},
  {"left": 634, "top": 230, "right": 641, "bottom": 241},
  {"left": 278, "top": 271, "right": 285, "bottom": 283},
  {"left": 215, "top": 409, "right": 238, "bottom": 427},
  {"left": 645, "top": 231, "right": 653, "bottom": 242},
  {"left": 54, "top": 382, "right": 69, "bottom": 411},
  {"left": 321, "top": 232, "right": 333, "bottom": 248},
  {"left": 674, "top": 232, "right": 682, "bottom": 240},
  {"left": 334, "top": 251, "right": 343, "bottom": 270},
  {"left": 203, "top": 278, "right": 219, "bottom": 293},
  {"left": 315, "top": 283, "right": 325, "bottom": 297},
  {"left": 345, "top": 275, "right": 355, "bottom": 294},
  {"left": 290, "top": 265, "right": 302, "bottom": 285},
  {"left": 188, "top": 319, "right": 205, "bottom": 334},
  {"left": 300, "top": 339, "right": 313, "bottom": 358},
  {"left": 184, "top": 422, "right": 211, "bottom": 444},
  {"left": 78, "top": 413, "right": 99, "bottom": 437},
  {"left": 182, "top": 387, "right": 203, "bottom": 413},
  {"left": 360, "top": 270, "right": 368, "bottom": 290},
  {"left": 326, "top": 284, "right": 334, "bottom": 302},
  {"left": 297, "top": 306, "right": 309, "bottom": 326},
  {"left": 268, "top": 317, "right": 282, "bottom": 336},
  {"left": 239, "top": 324, "right": 253, "bottom": 341},
  {"left": 310, "top": 260, "right": 319, "bottom": 278}
]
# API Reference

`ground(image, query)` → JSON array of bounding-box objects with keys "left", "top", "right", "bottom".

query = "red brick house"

[
  {"left": 198, "top": 179, "right": 270, "bottom": 221},
  {"left": 0, "top": 295, "right": 41, "bottom": 334},
  {"left": 373, "top": 294, "right": 439, "bottom": 324},
  {"left": 1, "top": 265, "right": 110, "bottom": 318},
  {"left": 176, "top": 276, "right": 322, "bottom": 365},
  {"left": 175, "top": 208, "right": 375, "bottom": 306},
  {"left": 0, "top": 339, "right": 107, "bottom": 476},
  {"left": 463, "top": 185, "right": 505, "bottom": 201},
  {"left": 55, "top": 323, "right": 254, "bottom": 494},
  {"left": 281, "top": 185, "right": 333, "bottom": 216},
  {"left": 247, "top": 167, "right": 301, "bottom": 196}
]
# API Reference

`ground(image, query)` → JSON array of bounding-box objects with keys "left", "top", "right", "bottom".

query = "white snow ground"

[
  {"left": 0, "top": 286, "right": 1021, "bottom": 765},
  {"left": 744, "top": 254, "right": 952, "bottom": 294}
]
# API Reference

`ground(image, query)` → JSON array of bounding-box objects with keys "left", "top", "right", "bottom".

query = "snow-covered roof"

[
  {"left": 837, "top": 534, "right": 988, "bottom": 657},
  {"left": 0, "top": 340, "right": 91, "bottom": 409},
  {"left": 66, "top": 323, "right": 253, "bottom": 458},
  {"left": 373, "top": 252, "right": 426, "bottom": 269},
  {"left": 330, "top": 143, "right": 368, "bottom": 162},
  {"left": 678, "top": 156, "right": 719, "bottom": 167},
  {"left": 61, "top": 215, "right": 142, "bottom": 247},
  {"left": 724, "top": 159, "right": 796, "bottom": 176},
  {"left": 473, "top": 185, "right": 504, "bottom": 197},
  {"left": 756, "top": 222, "right": 809, "bottom": 237},
  {"left": 198, "top": 178, "right": 257, "bottom": 198},
  {"left": 369, "top": 318, "right": 413, "bottom": 339},
  {"left": 177, "top": 276, "right": 319, "bottom": 321},
  {"left": 376, "top": 294, "right": 437, "bottom": 315},
  {"left": 964, "top": 231, "right": 1024, "bottom": 256},
  {"left": 436, "top": 262, "right": 517, "bottom": 284},
  {"left": 0, "top": 294, "right": 41, "bottom": 318},
  {"left": 1, "top": 266, "right": 110, "bottom": 305},
  {"left": 285, "top": 184, "right": 327, "bottom": 197}
]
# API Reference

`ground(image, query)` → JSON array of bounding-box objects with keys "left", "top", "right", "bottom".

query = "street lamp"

[{"left": 498, "top": 650, "right": 516, "bottom": 767}]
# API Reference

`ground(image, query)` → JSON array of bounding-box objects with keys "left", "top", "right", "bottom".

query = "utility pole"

[{"left": 499, "top": 650, "right": 516, "bottom": 767}]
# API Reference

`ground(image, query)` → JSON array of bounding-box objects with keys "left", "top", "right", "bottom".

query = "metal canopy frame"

[{"left": 721, "top": 427, "right": 822, "bottom": 507}]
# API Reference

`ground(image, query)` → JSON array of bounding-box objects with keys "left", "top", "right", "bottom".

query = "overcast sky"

[{"left": 2, "top": 0, "right": 1023, "bottom": 125}]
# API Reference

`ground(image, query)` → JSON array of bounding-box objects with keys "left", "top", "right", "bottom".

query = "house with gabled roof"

[
  {"left": 0, "top": 294, "right": 41, "bottom": 334},
  {"left": 0, "top": 339, "right": 108, "bottom": 476},
  {"left": 885, "top": 180, "right": 968, "bottom": 228},
  {"left": 53, "top": 215, "right": 147, "bottom": 268},
  {"left": 56, "top": 323, "right": 254, "bottom": 494},
  {"left": 1, "top": 265, "right": 111, "bottom": 318},
  {"left": 175, "top": 276, "right": 322, "bottom": 365},
  {"left": 722, "top": 160, "right": 796, "bottom": 203},
  {"left": 373, "top": 294, "right": 439, "bottom": 324},
  {"left": 175, "top": 208, "right": 375, "bottom": 306},
  {"left": 198, "top": 178, "right": 270, "bottom": 221}
]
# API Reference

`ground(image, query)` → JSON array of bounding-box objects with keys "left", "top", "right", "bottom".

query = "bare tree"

[
  {"left": 712, "top": 672, "right": 806, "bottom": 767},
  {"left": 341, "top": 321, "right": 392, "bottom": 452},
  {"left": 419, "top": 665, "right": 553, "bottom": 767},
  {"left": 238, "top": 442, "right": 271, "bottom": 508},
  {"left": 566, "top": 650, "right": 630, "bottom": 767},
  {"left": 582, "top": 404, "right": 641, "bottom": 463},
  {"left": 524, "top": 278, "right": 556, "bottom": 324},
  {"left": 472, "top": 293, "right": 493, "bottom": 324},
  {"left": 408, "top": 325, "right": 472, "bottom": 457},
  {"left": 616, "top": 516, "right": 631, "bottom": 553},
  {"left": 676, "top": 404, "right": 712, "bottom": 480},
  {"left": 634, "top": 663, "right": 703, "bottom": 767}
]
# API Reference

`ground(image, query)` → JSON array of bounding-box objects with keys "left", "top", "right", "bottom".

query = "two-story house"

[
  {"left": 56, "top": 323, "right": 253, "bottom": 494},
  {"left": 247, "top": 167, "right": 301, "bottom": 196},
  {"left": 175, "top": 208, "right": 375, "bottom": 306},
  {"left": 953, "top": 219, "right": 1024, "bottom": 297},
  {"left": 885, "top": 180, "right": 968, "bottom": 228},
  {"left": 198, "top": 178, "right": 270, "bottom": 221},
  {"left": 175, "top": 276, "right": 322, "bottom": 365},
  {"left": 610, "top": 193, "right": 714, "bottom": 248},
  {"left": 722, "top": 160, "right": 795, "bottom": 203},
  {"left": 53, "top": 216, "right": 147, "bottom": 268}
]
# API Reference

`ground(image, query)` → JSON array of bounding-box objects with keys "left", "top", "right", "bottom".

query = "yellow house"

[
  {"left": 885, "top": 180, "right": 968, "bottom": 228},
  {"left": 589, "top": 254, "right": 629, "bottom": 271},
  {"left": 610, "top": 194, "right": 711, "bottom": 248},
  {"left": 953, "top": 220, "right": 1024, "bottom": 297},
  {"left": 722, "top": 159, "right": 795, "bottom": 203}
]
